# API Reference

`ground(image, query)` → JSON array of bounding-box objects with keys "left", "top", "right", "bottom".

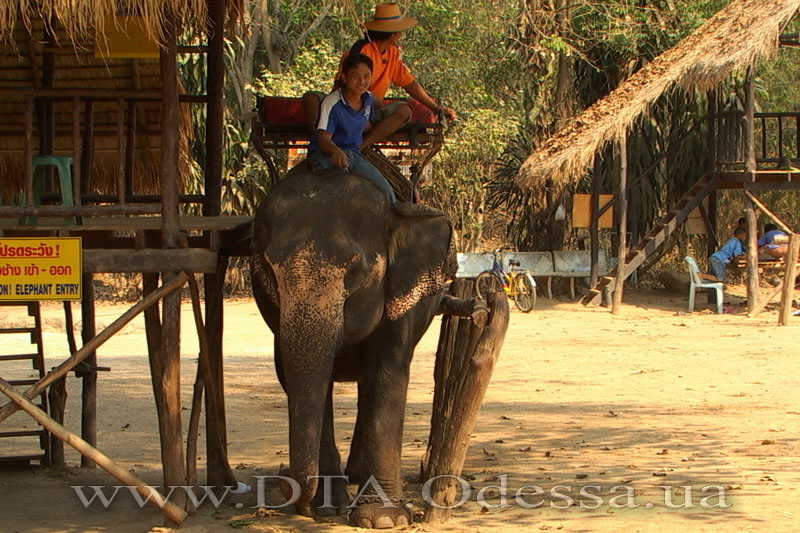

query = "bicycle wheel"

[
  {"left": 512, "top": 273, "right": 536, "bottom": 312},
  {"left": 475, "top": 271, "right": 503, "bottom": 302}
]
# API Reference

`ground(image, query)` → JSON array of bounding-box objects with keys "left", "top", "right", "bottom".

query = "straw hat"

[{"left": 364, "top": 3, "right": 418, "bottom": 32}]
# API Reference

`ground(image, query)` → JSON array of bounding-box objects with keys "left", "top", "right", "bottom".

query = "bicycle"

[{"left": 474, "top": 248, "right": 536, "bottom": 312}]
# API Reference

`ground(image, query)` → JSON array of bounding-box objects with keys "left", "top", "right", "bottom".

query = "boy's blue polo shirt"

[
  {"left": 711, "top": 237, "right": 745, "bottom": 264},
  {"left": 310, "top": 88, "right": 375, "bottom": 153}
]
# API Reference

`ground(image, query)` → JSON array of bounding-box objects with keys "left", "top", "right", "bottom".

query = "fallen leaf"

[
  {"left": 608, "top": 411, "right": 619, "bottom": 417},
  {"left": 761, "top": 439, "right": 775, "bottom": 445},
  {"left": 576, "top": 473, "right": 588, "bottom": 479},
  {"left": 519, "top": 446, "right": 532, "bottom": 452},
  {"left": 656, "top": 449, "right": 669, "bottom": 455}
]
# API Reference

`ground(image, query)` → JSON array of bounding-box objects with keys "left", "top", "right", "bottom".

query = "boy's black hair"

[
  {"left": 764, "top": 223, "right": 778, "bottom": 233},
  {"left": 342, "top": 52, "right": 373, "bottom": 74},
  {"left": 366, "top": 30, "right": 397, "bottom": 42},
  {"left": 738, "top": 216, "right": 747, "bottom": 225},
  {"left": 735, "top": 227, "right": 747, "bottom": 236}
]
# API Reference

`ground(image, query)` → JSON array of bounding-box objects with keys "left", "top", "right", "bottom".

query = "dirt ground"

[{"left": 0, "top": 284, "right": 799, "bottom": 533}]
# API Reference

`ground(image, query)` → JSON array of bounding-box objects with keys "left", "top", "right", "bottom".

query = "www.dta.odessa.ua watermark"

[{"left": 70, "top": 474, "right": 732, "bottom": 511}]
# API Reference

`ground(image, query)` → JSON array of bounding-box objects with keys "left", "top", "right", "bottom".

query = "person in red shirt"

[{"left": 303, "top": 2, "right": 456, "bottom": 149}]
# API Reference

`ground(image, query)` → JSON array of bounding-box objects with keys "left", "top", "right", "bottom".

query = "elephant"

[{"left": 251, "top": 171, "right": 478, "bottom": 528}]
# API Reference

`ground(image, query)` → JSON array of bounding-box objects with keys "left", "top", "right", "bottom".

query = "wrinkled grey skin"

[{"left": 251, "top": 172, "right": 456, "bottom": 528}]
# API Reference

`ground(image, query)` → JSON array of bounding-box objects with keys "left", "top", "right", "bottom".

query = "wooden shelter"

[
  {"left": 0, "top": 0, "right": 244, "bottom": 524},
  {"left": 516, "top": 0, "right": 800, "bottom": 318}
]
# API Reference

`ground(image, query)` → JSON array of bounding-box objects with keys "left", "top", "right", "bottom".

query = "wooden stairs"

[
  {"left": 0, "top": 302, "right": 49, "bottom": 465},
  {"left": 582, "top": 172, "right": 719, "bottom": 307}
]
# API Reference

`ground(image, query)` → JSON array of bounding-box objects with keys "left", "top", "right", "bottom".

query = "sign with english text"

[{"left": 0, "top": 237, "right": 82, "bottom": 301}]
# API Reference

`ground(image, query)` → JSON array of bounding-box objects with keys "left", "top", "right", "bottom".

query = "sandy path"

[{"left": 0, "top": 287, "right": 798, "bottom": 532}]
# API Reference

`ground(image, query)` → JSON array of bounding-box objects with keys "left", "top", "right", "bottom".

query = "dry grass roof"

[
  {"left": 516, "top": 0, "right": 800, "bottom": 191},
  {"left": 0, "top": 1, "right": 209, "bottom": 45}
]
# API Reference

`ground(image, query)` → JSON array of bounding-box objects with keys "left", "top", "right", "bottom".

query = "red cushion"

[{"left": 257, "top": 96, "right": 436, "bottom": 125}]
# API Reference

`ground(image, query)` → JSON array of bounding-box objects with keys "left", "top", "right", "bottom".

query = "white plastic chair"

[{"left": 684, "top": 256, "right": 724, "bottom": 314}]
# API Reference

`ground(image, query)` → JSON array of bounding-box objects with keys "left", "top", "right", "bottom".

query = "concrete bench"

[{"left": 455, "top": 253, "right": 494, "bottom": 279}]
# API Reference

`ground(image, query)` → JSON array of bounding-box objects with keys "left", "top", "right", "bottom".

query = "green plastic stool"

[{"left": 28, "top": 155, "right": 75, "bottom": 225}]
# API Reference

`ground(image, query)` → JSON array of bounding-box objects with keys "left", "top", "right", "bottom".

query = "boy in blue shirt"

[
  {"left": 708, "top": 227, "right": 747, "bottom": 281},
  {"left": 308, "top": 53, "right": 397, "bottom": 204}
]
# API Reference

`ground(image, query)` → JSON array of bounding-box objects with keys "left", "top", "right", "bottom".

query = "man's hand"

[
  {"left": 331, "top": 147, "right": 348, "bottom": 168},
  {"left": 439, "top": 105, "right": 456, "bottom": 122}
]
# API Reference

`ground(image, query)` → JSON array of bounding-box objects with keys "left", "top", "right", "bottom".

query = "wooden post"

[
  {"left": 421, "top": 281, "right": 509, "bottom": 523},
  {"left": 157, "top": 11, "right": 187, "bottom": 520},
  {"left": 80, "top": 274, "right": 97, "bottom": 468},
  {"left": 203, "top": 0, "right": 235, "bottom": 489},
  {"left": 47, "top": 377, "right": 67, "bottom": 466},
  {"left": 779, "top": 234, "right": 799, "bottom": 326},
  {"left": 744, "top": 64, "right": 759, "bottom": 313},
  {"left": 707, "top": 90, "right": 718, "bottom": 259},
  {"left": 0, "top": 377, "right": 187, "bottom": 525},
  {"left": 590, "top": 153, "right": 601, "bottom": 287},
  {"left": 612, "top": 136, "right": 628, "bottom": 315}
]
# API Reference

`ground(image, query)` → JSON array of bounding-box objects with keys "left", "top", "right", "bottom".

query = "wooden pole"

[
  {"left": 422, "top": 283, "right": 509, "bottom": 523},
  {"left": 748, "top": 280, "right": 784, "bottom": 318},
  {"left": 612, "top": 136, "right": 628, "bottom": 315},
  {"left": 707, "top": 90, "right": 718, "bottom": 259},
  {"left": 157, "top": 11, "right": 187, "bottom": 520},
  {"left": 590, "top": 153, "right": 601, "bottom": 287},
  {"left": 779, "top": 234, "right": 799, "bottom": 326},
  {"left": 0, "top": 272, "right": 189, "bottom": 424},
  {"left": 744, "top": 64, "right": 759, "bottom": 313},
  {"left": 0, "top": 377, "right": 187, "bottom": 525},
  {"left": 205, "top": 0, "right": 225, "bottom": 217},
  {"left": 80, "top": 273, "right": 97, "bottom": 468}
]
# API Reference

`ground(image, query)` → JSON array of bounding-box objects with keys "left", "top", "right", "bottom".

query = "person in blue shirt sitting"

[
  {"left": 757, "top": 223, "right": 788, "bottom": 259},
  {"left": 307, "top": 53, "right": 397, "bottom": 205},
  {"left": 708, "top": 227, "right": 747, "bottom": 281}
]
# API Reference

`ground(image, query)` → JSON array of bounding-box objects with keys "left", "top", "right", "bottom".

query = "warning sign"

[{"left": 0, "top": 237, "right": 82, "bottom": 301}]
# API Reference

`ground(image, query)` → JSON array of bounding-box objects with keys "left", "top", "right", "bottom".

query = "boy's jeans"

[{"left": 308, "top": 150, "right": 397, "bottom": 204}]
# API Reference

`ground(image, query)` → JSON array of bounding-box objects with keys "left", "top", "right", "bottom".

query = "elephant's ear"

[{"left": 385, "top": 203, "right": 456, "bottom": 320}]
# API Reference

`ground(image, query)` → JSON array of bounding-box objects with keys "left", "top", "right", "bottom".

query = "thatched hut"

[{"left": 513, "top": 0, "right": 800, "bottom": 312}]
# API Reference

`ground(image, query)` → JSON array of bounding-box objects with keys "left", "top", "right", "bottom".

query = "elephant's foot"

[
  {"left": 349, "top": 499, "right": 413, "bottom": 529},
  {"left": 312, "top": 475, "right": 350, "bottom": 517},
  {"left": 278, "top": 464, "right": 350, "bottom": 518}
]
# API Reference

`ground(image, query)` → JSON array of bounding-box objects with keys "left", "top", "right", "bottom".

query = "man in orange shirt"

[{"left": 303, "top": 3, "right": 456, "bottom": 149}]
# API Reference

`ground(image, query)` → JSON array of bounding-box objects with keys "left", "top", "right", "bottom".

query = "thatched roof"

[
  {"left": 516, "top": 0, "right": 800, "bottom": 191},
  {"left": 0, "top": 1, "right": 207, "bottom": 44}
]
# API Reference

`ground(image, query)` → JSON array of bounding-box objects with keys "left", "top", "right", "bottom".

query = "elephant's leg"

[
  {"left": 344, "top": 381, "right": 371, "bottom": 485},
  {"left": 311, "top": 384, "right": 350, "bottom": 517},
  {"left": 348, "top": 330, "right": 413, "bottom": 528}
]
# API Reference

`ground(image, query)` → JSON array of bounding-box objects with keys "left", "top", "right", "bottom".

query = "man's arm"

[
  {"left": 402, "top": 81, "right": 456, "bottom": 121},
  {"left": 317, "top": 130, "right": 348, "bottom": 168}
]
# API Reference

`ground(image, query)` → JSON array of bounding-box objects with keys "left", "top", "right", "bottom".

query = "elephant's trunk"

[{"left": 271, "top": 245, "right": 348, "bottom": 507}]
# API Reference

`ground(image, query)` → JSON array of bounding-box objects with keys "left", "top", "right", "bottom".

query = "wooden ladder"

[
  {"left": 0, "top": 302, "right": 49, "bottom": 465},
  {"left": 582, "top": 172, "right": 719, "bottom": 307}
]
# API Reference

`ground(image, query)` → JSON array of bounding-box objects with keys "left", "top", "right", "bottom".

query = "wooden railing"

[{"left": 716, "top": 110, "right": 800, "bottom": 167}]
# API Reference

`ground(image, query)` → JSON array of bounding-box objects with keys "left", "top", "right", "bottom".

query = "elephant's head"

[{"left": 251, "top": 172, "right": 454, "bottom": 505}]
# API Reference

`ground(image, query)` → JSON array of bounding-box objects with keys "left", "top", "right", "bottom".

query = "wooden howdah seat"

[{"left": 251, "top": 96, "right": 444, "bottom": 202}]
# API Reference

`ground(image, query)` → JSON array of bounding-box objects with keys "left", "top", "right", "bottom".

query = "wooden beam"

[
  {"left": 0, "top": 204, "right": 162, "bottom": 217},
  {"left": 204, "top": 0, "right": 225, "bottom": 218},
  {"left": 83, "top": 249, "right": 219, "bottom": 273},
  {"left": 590, "top": 152, "right": 601, "bottom": 287},
  {"left": 744, "top": 191, "right": 795, "bottom": 234},
  {"left": 0, "top": 272, "right": 190, "bottom": 424}
]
